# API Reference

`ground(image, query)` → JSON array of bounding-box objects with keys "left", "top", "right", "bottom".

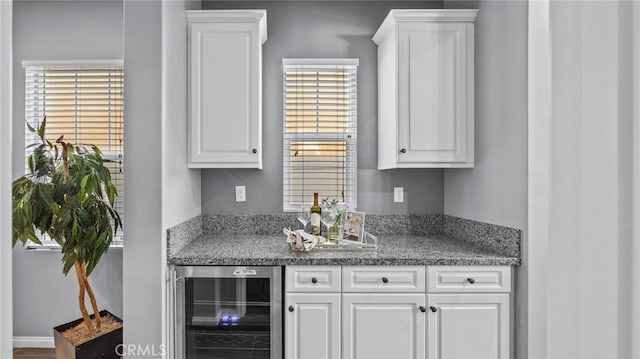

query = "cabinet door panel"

[
  {"left": 408, "top": 30, "right": 456, "bottom": 152},
  {"left": 343, "top": 294, "right": 426, "bottom": 359},
  {"left": 188, "top": 20, "right": 262, "bottom": 168},
  {"left": 397, "top": 22, "right": 469, "bottom": 164},
  {"left": 427, "top": 294, "right": 509, "bottom": 359},
  {"left": 286, "top": 293, "right": 340, "bottom": 359},
  {"left": 199, "top": 27, "right": 251, "bottom": 153}
]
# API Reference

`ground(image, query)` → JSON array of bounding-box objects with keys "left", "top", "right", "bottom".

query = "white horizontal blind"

[
  {"left": 24, "top": 64, "right": 124, "bottom": 242},
  {"left": 283, "top": 59, "right": 358, "bottom": 211}
]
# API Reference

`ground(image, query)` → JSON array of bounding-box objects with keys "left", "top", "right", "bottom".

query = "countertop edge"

[{"left": 168, "top": 257, "right": 521, "bottom": 267}]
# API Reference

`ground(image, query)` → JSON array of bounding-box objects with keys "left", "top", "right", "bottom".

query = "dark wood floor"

[{"left": 13, "top": 348, "right": 56, "bottom": 359}]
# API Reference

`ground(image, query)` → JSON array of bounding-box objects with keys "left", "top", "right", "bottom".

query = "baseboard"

[{"left": 13, "top": 336, "right": 55, "bottom": 348}]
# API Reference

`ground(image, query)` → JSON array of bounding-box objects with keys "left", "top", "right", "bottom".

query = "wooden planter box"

[{"left": 53, "top": 310, "right": 122, "bottom": 359}]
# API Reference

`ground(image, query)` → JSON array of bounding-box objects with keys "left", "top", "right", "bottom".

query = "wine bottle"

[{"left": 310, "top": 193, "right": 321, "bottom": 235}]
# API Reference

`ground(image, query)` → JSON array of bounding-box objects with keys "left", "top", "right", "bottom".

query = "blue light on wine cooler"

[{"left": 221, "top": 313, "right": 239, "bottom": 326}]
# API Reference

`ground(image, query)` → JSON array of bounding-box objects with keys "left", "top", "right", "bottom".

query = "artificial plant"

[{"left": 12, "top": 117, "right": 122, "bottom": 331}]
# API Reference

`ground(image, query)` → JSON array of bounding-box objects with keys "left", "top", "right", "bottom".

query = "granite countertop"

[{"left": 168, "top": 233, "right": 520, "bottom": 266}]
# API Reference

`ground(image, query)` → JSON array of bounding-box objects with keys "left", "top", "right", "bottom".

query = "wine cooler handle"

[{"left": 233, "top": 268, "right": 257, "bottom": 276}]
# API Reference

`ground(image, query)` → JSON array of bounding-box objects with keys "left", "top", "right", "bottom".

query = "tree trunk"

[
  {"left": 73, "top": 261, "right": 94, "bottom": 331},
  {"left": 81, "top": 263, "right": 102, "bottom": 328},
  {"left": 64, "top": 144, "right": 101, "bottom": 330}
]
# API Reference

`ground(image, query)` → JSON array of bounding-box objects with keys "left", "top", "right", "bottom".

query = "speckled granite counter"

[
  {"left": 167, "top": 233, "right": 520, "bottom": 266},
  {"left": 167, "top": 214, "right": 521, "bottom": 266}
]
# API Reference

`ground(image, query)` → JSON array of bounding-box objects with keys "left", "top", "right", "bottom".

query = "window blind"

[
  {"left": 24, "top": 64, "right": 124, "bottom": 243},
  {"left": 282, "top": 59, "right": 358, "bottom": 211}
]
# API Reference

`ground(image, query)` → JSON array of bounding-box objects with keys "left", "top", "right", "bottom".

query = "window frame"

[
  {"left": 282, "top": 58, "right": 359, "bottom": 212},
  {"left": 22, "top": 60, "right": 124, "bottom": 249}
]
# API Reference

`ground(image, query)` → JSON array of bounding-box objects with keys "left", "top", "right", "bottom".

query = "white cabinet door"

[
  {"left": 374, "top": 10, "right": 477, "bottom": 169},
  {"left": 343, "top": 294, "right": 426, "bottom": 359},
  {"left": 427, "top": 294, "right": 510, "bottom": 359},
  {"left": 286, "top": 293, "right": 340, "bottom": 359},
  {"left": 397, "top": 22, "right": 471, "bottom": 165},
  {"left": 186, "top": 11, "right": 266, "bottom": 168}
]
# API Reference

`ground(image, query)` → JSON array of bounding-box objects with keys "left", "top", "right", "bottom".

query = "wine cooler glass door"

[{"left": 176, "top": 267, "right": 282, "bottom": 359}]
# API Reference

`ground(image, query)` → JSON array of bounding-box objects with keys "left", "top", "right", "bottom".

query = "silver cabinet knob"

[
  {"left": 382, "top": 277, "right": 389, "bottom": 284},
  {"left": 311, "top": 277, "right": 318, "bottom": 284},
  {"left": 252, "top": 148, "right": 257, "bottom": 154},
  {"left": 400, "top": 148, "right": 407, "bottom": 153},
  {"left": 419, "top": 306, "right": 427, "bottom": 313},
  {"left": 467, "top": 278, "right": 476, "bottom": 284},
  {"left": 429, "top": 306, "right": 438, "bottom": 313},
  {"left": 288, "top": 305, "right": 294, "bottom": 312}
]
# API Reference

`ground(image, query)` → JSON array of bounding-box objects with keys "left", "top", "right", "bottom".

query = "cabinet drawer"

[
  {"left": 427, "top": 266, "right": 511, "bottom": 293},
  {"left": 342, "top": 266, "right": 426, "bottom": 293},
  {"left": 286, "top": 266, "right": 341, "bottom": 292}
]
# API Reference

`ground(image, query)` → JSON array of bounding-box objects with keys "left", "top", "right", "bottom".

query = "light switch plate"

[
  {"left": 235, "top": 186, "right": 246, "bottom": 202},
  {"left": 394, "top": 187, "right": 404, "bottom": 203}
]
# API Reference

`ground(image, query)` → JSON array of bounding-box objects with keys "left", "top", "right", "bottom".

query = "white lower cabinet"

[
  {"left": 285, "top": 265, "right": 512, "bottom": 359},
  {"left": 427, "top": 293, "right": 510, "bottom": 359},
  {"left": 342, "top": 294, "right": 426, "bottom": 359},
  {"left": 286, "top": 293, "right": 341, "bottom": 359}
]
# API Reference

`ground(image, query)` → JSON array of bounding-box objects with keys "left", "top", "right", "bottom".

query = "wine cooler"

[{"left": 175, "top": 266, "right": 282, "bottom": 359}]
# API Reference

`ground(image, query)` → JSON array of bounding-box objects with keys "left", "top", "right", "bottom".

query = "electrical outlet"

[
  {"left": 235, "top": 186, "right": 246, "bottom": 202},
  {"left": 394, "top": 187, "right": 404, "bottom": 203}
]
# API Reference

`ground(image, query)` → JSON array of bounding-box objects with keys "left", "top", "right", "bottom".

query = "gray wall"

[
  {"left": 11, "top": 0, "right": 123, "bottom": 337},
  {"left": 1, "top": 1, "right": 13, "bottom": 355},
  {"left": 162, "top": 0, "right": 202, "bottom": 230},
  {"left": 122, "top": 0, "right": 164, "bottom": 352},
  {"left": 443, "top": 0, "right": 528, "bottom": 230},
  {"left": 443, "top": 0, "right": 528, "bottom": 357},
  {"left": 201, "top": 1, "right": 445, "bottom": 215},
  {"left": 162, "top": 0, "right": 202, "bottom": 353}
]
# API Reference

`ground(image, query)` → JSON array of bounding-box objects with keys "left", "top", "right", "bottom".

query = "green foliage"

[{"left": 12, "top": 118, "right": 122, "bottom": 277}]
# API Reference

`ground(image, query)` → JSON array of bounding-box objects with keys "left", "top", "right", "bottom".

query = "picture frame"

[{"left": 343, "top": 211, "right": 365, "bottom": 242}]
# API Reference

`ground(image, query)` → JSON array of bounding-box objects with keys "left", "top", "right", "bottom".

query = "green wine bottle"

[{"left": 310, "top": 192, "right": 321, "bottom": 235}]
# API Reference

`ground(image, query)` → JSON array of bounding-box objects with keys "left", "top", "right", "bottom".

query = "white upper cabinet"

[
  {"left": 186, "top": 10, "right": 267, "bottom": 168},
  {"left": 373, "top": 10, "right": 477, "bottom": 169}
]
